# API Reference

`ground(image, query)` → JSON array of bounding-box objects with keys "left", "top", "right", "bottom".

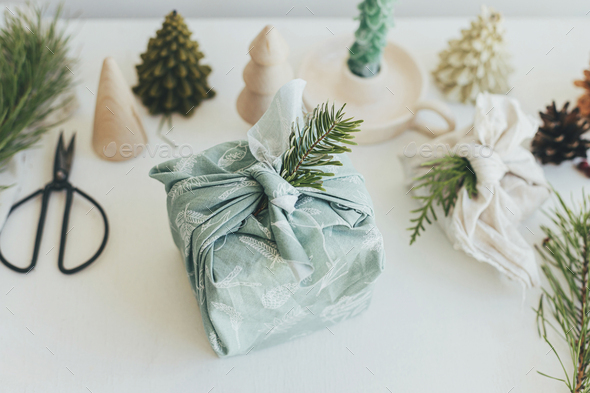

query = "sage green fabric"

[{"left": 149, "top": 80, "right": 384, "bottom": 357}]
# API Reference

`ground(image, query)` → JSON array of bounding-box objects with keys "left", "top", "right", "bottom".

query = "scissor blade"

[
  {"left": 64, "top": 133, "right": 76, "bottom": 173},
  {"left": 53, "top": 132, "right": 66, "bottom": 180},
  {"left": 53, "top": 131, "right": 76, "bottom": 181}
]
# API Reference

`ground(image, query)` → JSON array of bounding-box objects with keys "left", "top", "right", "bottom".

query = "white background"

[
  {"left": 1, "top": 8, "right": 590, "bottom": 393},
  {"left": 3, "top": 0, "right": 590, "bottom": 18}
]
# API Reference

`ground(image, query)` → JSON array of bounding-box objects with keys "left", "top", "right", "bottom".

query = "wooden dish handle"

[{"left": 409, "top": 100, "right": 456, "bottom": 137}]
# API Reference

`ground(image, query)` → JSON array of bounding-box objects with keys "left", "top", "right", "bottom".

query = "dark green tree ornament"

[
  {"left": 347, "top": 0, "right": 395, "bottom": 78},
  {"left": 133, "top": 10, "right": 215, "bottom": 125}
]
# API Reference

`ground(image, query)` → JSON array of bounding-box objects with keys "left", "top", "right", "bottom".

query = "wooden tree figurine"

[
  {"left": 432, "top": 5, "right": 512, "bottom": 103},
  {"left": 347, "top": 0, "right": 395, "bottom": 78},
  {"left": 574, "top": 63, "right": 590, "bottom": 118},
  {"left": 133, "top": 10, "right": 215, "bottom": 126},
  {"left": 236, "top": 25, "right": 293, "bottom": 125}
]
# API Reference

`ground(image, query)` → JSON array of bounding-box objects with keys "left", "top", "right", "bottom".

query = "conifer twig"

[
  {"left": 535, "top": 190, "right": 590, "bottom": 393},
  {"left": 253, "top": 102, "right": 362, "bottom": 217},
  {"left": 280, "top": 102, "right": 362, "bottom": 191},
  {"left": 408, "top": 156, "right": 477, "bottom": 244},
  {"left": 0, "top": 3, "right": 76, "bottom": 171},
  {"left": 0, "top": 5, "right": 74, "bottom": 170}
]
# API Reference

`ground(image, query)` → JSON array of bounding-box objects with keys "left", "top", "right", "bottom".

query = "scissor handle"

[
  {"left": 0, "top": 183, "right": 109, "bottom": 274},
  {"left": 58, "top": 186, "right": 109, "bottom": 274},
  {"left": 0, "top": 187, "right": 48, "bottom": 273}
]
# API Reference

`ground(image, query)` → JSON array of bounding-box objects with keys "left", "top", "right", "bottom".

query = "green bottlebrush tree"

[
  {"left": 0, "top": 3, "right": 76, "bottom": 170},
  {"left": 347, "top": 0, "right": 395, "bottom": 78},
  {"left": 535, "top": 191, "right": 590, "bottom": 393},
  {"left": 133, "top": 10, "right": 215, "bottom": 127}
]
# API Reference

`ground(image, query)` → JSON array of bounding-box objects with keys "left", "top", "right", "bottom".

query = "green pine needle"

[
  {"left": 0, "top": 3, "right": 76, "bottom": 171},
  {"left": 280, "top": 102, "right": 362, "bottom": 191},
  {"left": 408, "top": 156, "right": 477, "bottom": 245},
  {"left": 535, "top": 190, "right": 590, "bottom": 393},
  {"left": 253, "top": 102, "right": 361, "bottom": 217}
]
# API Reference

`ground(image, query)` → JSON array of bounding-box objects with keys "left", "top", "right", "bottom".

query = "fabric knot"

[
  {"left": 248, "top": 163, "right": 300, "bottom": 214},
  {"left": 466, "top": 148, "right": 508, "bottom": 185}
]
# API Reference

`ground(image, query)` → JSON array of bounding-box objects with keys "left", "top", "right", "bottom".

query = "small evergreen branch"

[
  {"left": 535, "top": 190, "right": 590, "bottom": 393},
  {"left": 408, "top": 156, "right": 477, "bottom": 245},
  {"left": 0, "top": 3, "right": 76, "bottom": 170},
  {"left": 253, "top": 102, "right": 361, "bottom": 217},
  {"left": 280, "top": 102, "right": 362, "bottom": 191}
]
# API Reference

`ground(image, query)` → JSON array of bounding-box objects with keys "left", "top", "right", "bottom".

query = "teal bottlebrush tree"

[{"left": 347, "top": 0, "right": 396, "bottom": 78}]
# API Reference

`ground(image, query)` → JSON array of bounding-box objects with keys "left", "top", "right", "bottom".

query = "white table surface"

[{"left": 1, "top": 16, "right": 589, "bottom": 393}]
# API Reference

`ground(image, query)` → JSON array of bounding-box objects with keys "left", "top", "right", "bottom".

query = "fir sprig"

[
  {"left": 535, "top": 191, "right": 590, "bottom": 393},
  {"left": 280, "top": 102, "right": 362, "bottom": 191},
  {"left": 253, "top": 102, "right": 361, "bottom": 216},
  {"left": 408, "top": 156, "right": 477, "bottom": 245},
  {"left": 0, "top": 3, "right": 76, "bottom": 170}
]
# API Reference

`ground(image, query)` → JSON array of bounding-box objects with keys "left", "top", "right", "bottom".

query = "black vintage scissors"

[{"left": 0, "top": 132, "right": 109, "bottom": 274}]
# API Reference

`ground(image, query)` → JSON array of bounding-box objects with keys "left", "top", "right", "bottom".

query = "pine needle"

[
  {"left": 0, "top": 3, "right": 76, "bottom": 170},
  {"left": 535, "top": 190, "right": 590, "bottom": 393},
  {"left": 280, "top": 102, "right": 362, "bottom": 191},
  {"left": 254, "top": 102, "right": 362, "bottom": 217},
  {"left": 408, "top": 156, "right": 477, "bottom": 245}
]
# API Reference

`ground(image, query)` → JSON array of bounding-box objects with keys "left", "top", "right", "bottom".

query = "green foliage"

[
  {"left": 408, "top": 156, "right": 477, "bottom": 245},
  {"left": 280, "top": 102, "right": 362, "bottom": 191},
  {"left": 0, "top": 3, "right": 76, "bottom": 170},
  {"left": 535, "top": 191, "right": 590, "bottom": 393},
  {"left": 253, "top": 103, "right": 361, "bottom": 217},
  {"left": 347, "top": 0, "right": 395, "bottom": 78},
  {"left": 133, "top": 10, "right": 215, "bottom": 123}
]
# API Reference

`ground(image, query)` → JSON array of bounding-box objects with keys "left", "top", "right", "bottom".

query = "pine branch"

[
  {"left": 408, "top": 156, "right": 477, "bottom": 245},
  {"left": 535, "top": 190, "right": 590, "bottom": 393},
  {"left": 253, "top": 102, "right": 361, "bottom": 217},
  {"left": 0, "top": 3, "right": 76, "bottom": 171},
  {"left": 280, "top": 102, "right": 362, "bottom": 191}
]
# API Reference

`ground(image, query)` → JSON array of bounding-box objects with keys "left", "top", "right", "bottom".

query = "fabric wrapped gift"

[
  {"left": 401, "top": 92, "right": 550, "bottom": 288},
  {"left": 150, "top": 80, "right": 384, "bottom": 357}
]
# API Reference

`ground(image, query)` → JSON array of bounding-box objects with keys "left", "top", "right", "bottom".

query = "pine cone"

[
  {"left": 133, "top": 10, "right": 215, "bottom": 118},
  {"left": 574, "top": 68, "right": 590, "bottom": 118},
  {"left": 532, "top": 101, "right": 590, "bottom": 165}
]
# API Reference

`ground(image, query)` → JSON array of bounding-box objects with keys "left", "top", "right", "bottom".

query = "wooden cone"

[
  {"left": 92, "top": 57, "right": 147, "bottom": 161},
  {"left": 237, "top": 26, "right": 293, "bottom": 125}
]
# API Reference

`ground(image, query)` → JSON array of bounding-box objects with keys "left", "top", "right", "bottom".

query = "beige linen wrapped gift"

[{"left": 401, "top": 92, "right": 550, "bottom": 287}]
